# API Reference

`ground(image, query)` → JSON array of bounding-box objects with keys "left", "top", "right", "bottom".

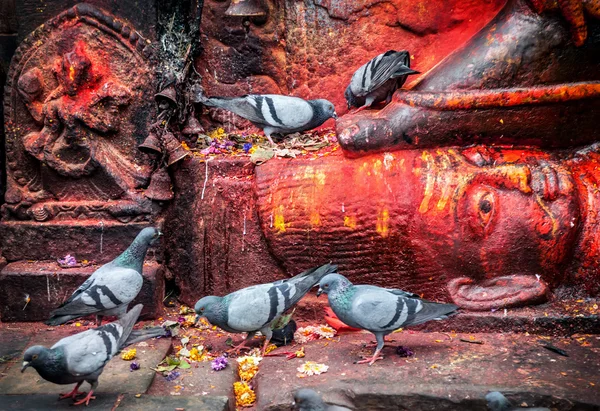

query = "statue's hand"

[{"left": 529, "top": 0, "right": 600, "bottom": 46}]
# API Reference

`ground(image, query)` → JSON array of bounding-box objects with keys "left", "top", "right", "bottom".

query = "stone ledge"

[
  {"left": 0, "top": 221, "right": 160, "bottom": 263},
  {"left": 0, "top": 261, "right": 164, "bottom": 322}
]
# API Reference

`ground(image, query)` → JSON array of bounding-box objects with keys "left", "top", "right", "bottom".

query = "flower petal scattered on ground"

[{"left": 297, "top": 361, "right": 329, "bottom": 376}]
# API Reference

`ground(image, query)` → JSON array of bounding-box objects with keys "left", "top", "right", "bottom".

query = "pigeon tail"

[
  {"left": 44, "top": 314, "right": 79, "bottom": 326},
  {"left": 123, "top": 326, "right": 168, "bottom": 347},
  {"left": 115, "top": 304, "right": 144, "bottom": 349},
  {"left": 408, "top": 301, "right": 458, "bottom": 327}
]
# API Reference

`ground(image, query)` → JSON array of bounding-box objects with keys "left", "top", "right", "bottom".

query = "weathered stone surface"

[
  {"left": 0, "top": 329, "right": 171, "bottom": 395},
  {"left": 0, "top": 394, "right": 119, "bottom": 410},
  {"left": 14, "top": 0, "right": 157, "bottom": 43},
  {"left": 164, "top": 157, "right": 285, "bottom": 307},
  {"left": 0, "top": 221, "right": 159, "bottom": 263},
  {"left": 0, "top": 261, "right": 164, "bottom": 322},
  {"left": 115, "top": 394, "right": 230, "bottom": 411},
  {"left": 146, "top": 353, "right": 237, "bottom": 410},
  {"left": 256, "top": 331, "right": 600, "bottom": 410}
]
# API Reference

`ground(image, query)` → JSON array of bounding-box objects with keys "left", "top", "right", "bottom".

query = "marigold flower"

[
  {"left": 233, "top": 381, "right": 256, "bottom": 407},
  {"left": 121, "top": 348, "right": 137, "bottom": 361}
]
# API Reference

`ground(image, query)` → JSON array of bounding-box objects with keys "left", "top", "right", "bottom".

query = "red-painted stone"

[{"left": 198, "top": 0, "right": 506, "bottom": 130}]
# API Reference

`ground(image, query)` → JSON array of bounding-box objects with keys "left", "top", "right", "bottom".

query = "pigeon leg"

[
  {"left": 265, "top": 134, "right": 276, "bottom": 146},
  {"left": 58, "top": 381, "right": 85, "bottom": 400},
  {"left": 364, "top": 337, "right": 395, "bottom": 348},
  {"left": 72, "top": 381, "right": 97, "bottom": 406},
  {"left": 356, "top": 333, "right": 385, "bottom": 365},
  {"left": 260, "top": 327, "right": 274, "bottom": 356},
  {"left": 95, "top": 315, "right": 103, "bottom": 326}
]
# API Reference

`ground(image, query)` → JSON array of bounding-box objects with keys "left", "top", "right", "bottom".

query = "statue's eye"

[{"left": 478, "top": 193, "right": 494, "bottom": 226}]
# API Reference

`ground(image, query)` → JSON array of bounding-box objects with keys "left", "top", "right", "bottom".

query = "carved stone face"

[{"left": 255, "top": 148, "right": 580, "bottom": 309}]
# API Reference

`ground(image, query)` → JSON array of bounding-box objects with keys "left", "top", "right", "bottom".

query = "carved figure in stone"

[{"left": 3, "top": 4, "right": 156, "bottom": 222}]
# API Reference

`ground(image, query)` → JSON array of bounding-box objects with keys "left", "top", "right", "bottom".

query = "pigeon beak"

[
  {"left": 332, "top": 112, "right": 338, "bottom": 120},
  {"left": 316, "top": 288, "right": 323, "bottom": 297},
  {"left": 194, "top": 314, "right": 200, "bottom": 325},
  {"left": 21, "top": 361, "right": 30, "bottom": 373}
]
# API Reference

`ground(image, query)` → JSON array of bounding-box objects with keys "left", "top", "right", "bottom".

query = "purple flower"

[
  {"left": 396, "top": 346, "right": 414, "bottom": 357},
  {"left": 130, "top": 361, "right": 140, "bottom": 372},
  {"left": 243, "top": 143, "right": 253, "bottom": 153},
  {"left": 211, "top": 356, "right": 228, "bottom": 371},
  {"left": 165, "top": 370, "right": 180, "bottom": 381},
  {"left": 57, "top": 254, "right": 77, "bottom": 266},
  {"left": 177, "top": 316, "right": 185, "bottom": 324}
]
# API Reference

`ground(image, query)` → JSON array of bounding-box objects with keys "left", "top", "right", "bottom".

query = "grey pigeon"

[
  {"left": 203, "top": 94, "right": 337, "bottom": 145},
  {"left": 45, "top": 227, "right": 162, "bottom": 326},
  {"left": 195, "top": 263, "right": 338, "bottom": 354},
  {"left": 345, "top": 50, "right": 419, "bottom": 111},
  {"left": 486, "top": 392, "right": 551, "bottom": 411},
  {"left": 293, "top": 388, "right": 353, "bottom": 411},
  {"left": 22, "top": 304, "right": 162, "bottom": 406},
  {"left": 317, "top": 273, "right": 458, "bottom": 365}
]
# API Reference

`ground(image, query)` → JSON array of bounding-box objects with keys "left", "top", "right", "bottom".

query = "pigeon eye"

[
  {"left": 324, "top": 284, "right": 329, "bottom": 288},
  {"left": 32, "top": 355, "right": 38, "bottom": 360}
]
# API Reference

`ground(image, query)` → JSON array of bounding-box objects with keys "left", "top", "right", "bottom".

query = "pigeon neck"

[
  {"left": 206, "top": 297, "right": 228, "bottom": 325},
  {"left": 307, "top": 101, "right": 331, "bottom": 128},
  {"left": 34, "top": 349, "right": 67, "bottom": 383},
  {"left": 112, "top": 237, "right": 151, "bottom": 272}
]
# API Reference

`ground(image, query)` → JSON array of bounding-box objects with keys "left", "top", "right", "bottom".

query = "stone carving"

[{"left": 3, "top": 4, "right": 157, "bottom": 222}]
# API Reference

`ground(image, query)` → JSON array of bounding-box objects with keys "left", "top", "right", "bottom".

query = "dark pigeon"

[
  {"left": 293, "top": 388, "right": 353, "bottom": 411},
  {"left": 45, "top": 227, "right": 162, "bottom": 326},
  {"left": 22, "top": 304, "right": 163, "bottom": 406},
  {"left": 202, "top": 94, "right": 337, "bottom": 145},
  {"left": 317, "top": 273, "right": 458, "bottom": 365},
  {"left": 486, "top": 392, "right": 551, "bottom": 411},
  {"left": 345, "top": 50, "right": 419, "bottom": 111},
  {"left": 195, "top": 263, "right": 338, "bottom": 355}
]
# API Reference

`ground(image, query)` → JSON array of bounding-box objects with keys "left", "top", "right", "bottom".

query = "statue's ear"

[{"left": 447, "top": 275, "right": 549, "bottom": 311}]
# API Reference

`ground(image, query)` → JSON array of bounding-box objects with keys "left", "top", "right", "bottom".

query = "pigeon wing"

[
  {"left": 52, "top": 324, "right": 123, "bottom": 376},
  {"left": 49, "top": 267, "right": 142, "bottom": 317},
  {"left": 350, "top": 51, "right": 411, "bottom": 97},
  {"left": 226, "top": 284, "right": 275, "bottom": 331},
  {"left": 350, "top": 287, "right": 423, "bottom": 332},
  {"left": 209, "top": 95, "right": 314, "bottom": 129}
]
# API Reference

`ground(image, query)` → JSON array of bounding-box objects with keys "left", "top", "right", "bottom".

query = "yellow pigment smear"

[{"left": 376, "top": 208, "right": 390, "bottom": 238}]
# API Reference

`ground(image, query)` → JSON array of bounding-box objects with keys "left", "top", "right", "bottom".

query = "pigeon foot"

[
  {"left": 227, "top": 340, "right": 251, "bottom": 354},
  {"left": 356, "top": 355, "right": 384, "bottom": 365},
  {"left": 72, "top": 391, "right": 96, "bottom": 406},
  {"left": 58, "top": 382, "right": 85, "bottom": 400}
]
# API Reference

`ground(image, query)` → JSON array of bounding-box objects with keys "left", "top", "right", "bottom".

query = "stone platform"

[
  {"left": 0, "top": 320, "right": 598, "bottom": 410},
  {"left": 0, "top": 261, "right": 164, "bottom": 322}
]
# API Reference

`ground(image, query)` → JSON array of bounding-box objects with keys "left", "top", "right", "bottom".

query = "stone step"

[
  {"left": 0, "top": 261, "right": 164, "bottom": 322},
  {"left": 0, "top": 394, "right": 230, "bottom": 410}
]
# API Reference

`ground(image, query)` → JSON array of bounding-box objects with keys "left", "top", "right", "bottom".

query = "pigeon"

[
  {"left": 22, "top": 304, "right": 164, "bottom": 406},
  {"left": 486, "top": 392, "right": 551, "bottom": 411},
  {"left": 45, "top": 227, "right": 162, "bottom": 326},
  {"left": 317, "top": 273, "right": 458, "bottom": 365},
  {"left": 293, "top": 388, "right": 353, "bottom": 411},
  {"left": 195, "top": 263, "right": 338, "bottom": 354},
  {"left": 202, "top": 94, "right": 337, "bottom": 145},
  {"left": 345, "top": 50, "right": 419, "bottom": 111}
]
